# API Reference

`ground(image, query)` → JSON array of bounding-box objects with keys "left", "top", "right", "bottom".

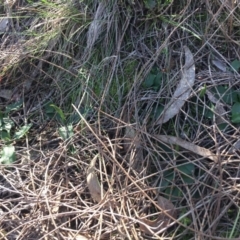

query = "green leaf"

[
  {"left": 199, "top": 84, "right": 207, "bottom": 98},
  {"left": 159, "top": 170, "right": 175, "bottom": 191},
  {"left": 231, "top": 102, "right": 240, "bottom": 123},
  {"left": 152, "top": 104, "right": 164, "bottom": 120},
  {"left": 0, "top": 145, "right": 16, "bottom": 164},
  {"left": 181, "top": 175, "right": 195, "bottom": 184},
  {"left": 231, "top": 59, "right": 240, "bottom": 71},
  {"left": 217, "top": 122, "right": 229, "bottom": 132},
  {"left": 178, "top": 162, "right": 195, "bottom": 176},
  {"left": 0, "top": 130, "right": 11, "bottom": 142},
  {"left": 58, "top": 124, "right": 74, "bottom": 140},
  {"left": 232, "top": 114, "right": 240, "bottom": 123},
  {"left": 165, "top": 186, "right": 182, "bottom": 199},
  {"left": 13, "top": 124, "right": 32, "bottom": 139},
  {"left": 211, "top": 85, "right": 234, "bottom": 104},
  {"left": 143, "top": 73, "right": 156, "bottom": 88},
  {"left": 201, "top": 104, "right": 214, "bottom": 119},
  {"left": 153, "top": 72, "right": 162, "bottom": 90},
  {"left": 5, "top": 100, "right": 23, "bottom": 114},
  {"left": 0, "top": 115, "right": 3, "bottom": 128},
  {"left": 232, "top": 91, "right": 240, "bottom": 103},
  {"left": 144, "top": 0, "right": 156, "bottom": 9},
  {"left": 0, "top": 118, "right": 14, "bottom": 133},
  {"left": 50, "top": 104, "right": 66, "bottom": 122}
]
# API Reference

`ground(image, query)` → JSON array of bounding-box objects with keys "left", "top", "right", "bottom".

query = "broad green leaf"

[
  {"left": 232, "top": 91, "right": 240, "bottom": 103},
  {"left": 1, "top": 118, "right": 14, "bottom": 133},
  {"left": 159, "top": 170, "right": 175, "bottom": 190},
  {"left": 152, "top": 72, "right": 163, "bottom": 90},
  {"left": 211, "top": 85, "right": 234, "bottom": 104},
  {"left": 231, "top": 59, "right": 240, "bottom": 71},
  {"left": 0, "top": 145, "right": 16, "bottom": 164},
  {"left": 45, "top": 102, "right": 56, "bottom": 114},
  {"left": 0, "top": 130, "right": 11, "bottom": 142},
  {"left": 152, "top": 105, "right": 164, "bottom": 120},
  {"left": 231, "top": 102, "right": 240, "bottom": 123},
  {"left": 217, "top": 122, "right": 229, "bottom": 132},
  {"left": 200, "top": 104, "right": 214, "bottom": 119},
  {"left": 181, "top": 175, "right": 195, "bottom": 184},
  {"left": 232, "top": 114, "right": 240, "bottom": 123},
  {"left": 13, "top": 124, "right": 32, "bottom": 139},
  {"left": 143, "top": 73, "right": 155, "bottom": 88},
  {"left": 58, "top": 124, "right": 74, "bottom": 140},
  {"left": 165, "top": 186, "right": 182, "bottom": 199},
  {"left": 0, "top": 116, "right": 3, "bottom": 128},
  {"left": 5, "top": 100, "right": 23, "bottom": 114},
  {"left": 144, "top": 0, "right": 156, "bottom": 9},
  {"left": 178, "top": 162, "right": 195, "bottom": 176}
]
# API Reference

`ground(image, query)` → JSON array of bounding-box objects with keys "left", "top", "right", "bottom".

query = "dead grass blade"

[
  {"left": 139, "top": 196, "right": 177, "bottom": 235},
  {"left": 154, "top": 135, "right": 218, "bottom": 163},
  {"left": 87, "top": 154, "right": 106, "bottom": 203},
  {"left": 156, "top": 46, "right": 195, "bottom": 125}
]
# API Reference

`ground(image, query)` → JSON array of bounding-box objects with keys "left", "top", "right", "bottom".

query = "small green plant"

[
  {"left": 231, "top": 59, "right": 240, "bottom": 72},
  {"left": 198, "top": 84, "right": 240, "bottom": 124},
  {"left": 159, "top": 162, "right": 195, "bottom": 200},
  {"left": 0, "top": 101, "right": 32, "bottom": 164},
  {"left": 44, "top": 103, "right": 74, "bottom": 140},
  {"left": 143, "top": 67, "right": 163, "bottom": 91}
]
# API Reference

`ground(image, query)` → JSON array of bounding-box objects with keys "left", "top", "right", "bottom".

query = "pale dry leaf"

[
  {"left": 156, "top": 46, "right": 195, "bottom": 125},
  {"left": 67, "top": 231, "right": 90, "bottom": 240},
  {"left": 85, "top": 1, "right": 106, "bottom": 54},
  {"left": 124, "top": 125, "right": 143, "bottom": 170},
  {"left": 75, "top": 235, "right": 89, "bottom": 240},
  {"left": 124, "top": 125, "right": 137, "bottom": 152},
  {"left": 0, "top": 18, "right": 9, "bottom": 32},
  {"left": 140, "top": 196, "right": 177, "bottom": 235},
  {"left": 0, "top": 89, "right": 12, "bottom": 99},
  {"left": 51, "top": 189, "right": 62, "bottom": 215},
  {"left": 87, "top": 155, "right": 106, "bottom": 203},
  {"left": 206, "top": 90, "right": 227, "bottom": 125},
  {"left": 229, "top": 139, "right": 240, "bottom": 154},
  {"left": 214, "top": 103, "right": 227, "bottom": 125},
  {"left": 154, "top": 135, "right": 218, "bottom": 163},
  {"left": 212, "top": 59, "right": 227, "bottom": 72},
  {"left": 206, "top": 90, "right": 221, "bottom": 104}
]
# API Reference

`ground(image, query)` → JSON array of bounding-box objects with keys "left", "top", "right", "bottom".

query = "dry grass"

[{"left": 1, "top": 0, "right": 240, "bottom": 239}]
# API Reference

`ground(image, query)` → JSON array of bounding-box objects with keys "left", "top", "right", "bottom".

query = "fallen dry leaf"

[
  {"left": 0, "top": 18, "right": 9, "bottom": 32},
  {"left": 124, "top": 125, "right": 143, "bottom": 171},
  {"left": 156, "top": 46, "right": 195, "bottom": 125},
  {"left": 0, "top": 89, "right": 12, "bottom": 100},
  {"left": 87, "top": 155, "right": 106, "bottom": 203},
  {"left": 212, "top": 59, "right": 227, "bottom": 72},
  {"left": 206, "top": 90, "right": 227, "bottom": 125},
  {"left": 139, "top": 196, "right": 177, "bottom": 235},
  {"left": 154, "top": 135, "right": 218, "bottom": 163}
]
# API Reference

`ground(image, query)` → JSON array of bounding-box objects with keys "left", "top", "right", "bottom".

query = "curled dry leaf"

[
  {"left": 139, "top": 196, "right": 177, "bottom": 235},
  {"left": 156, "top": 46, "right": 195, "bottom": 125},
  {"left": 87, "top": 155, "right": 106, "bottom": 203},
  {"left": 155, "top": 135, "right": 218, "bottom": 163}
]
